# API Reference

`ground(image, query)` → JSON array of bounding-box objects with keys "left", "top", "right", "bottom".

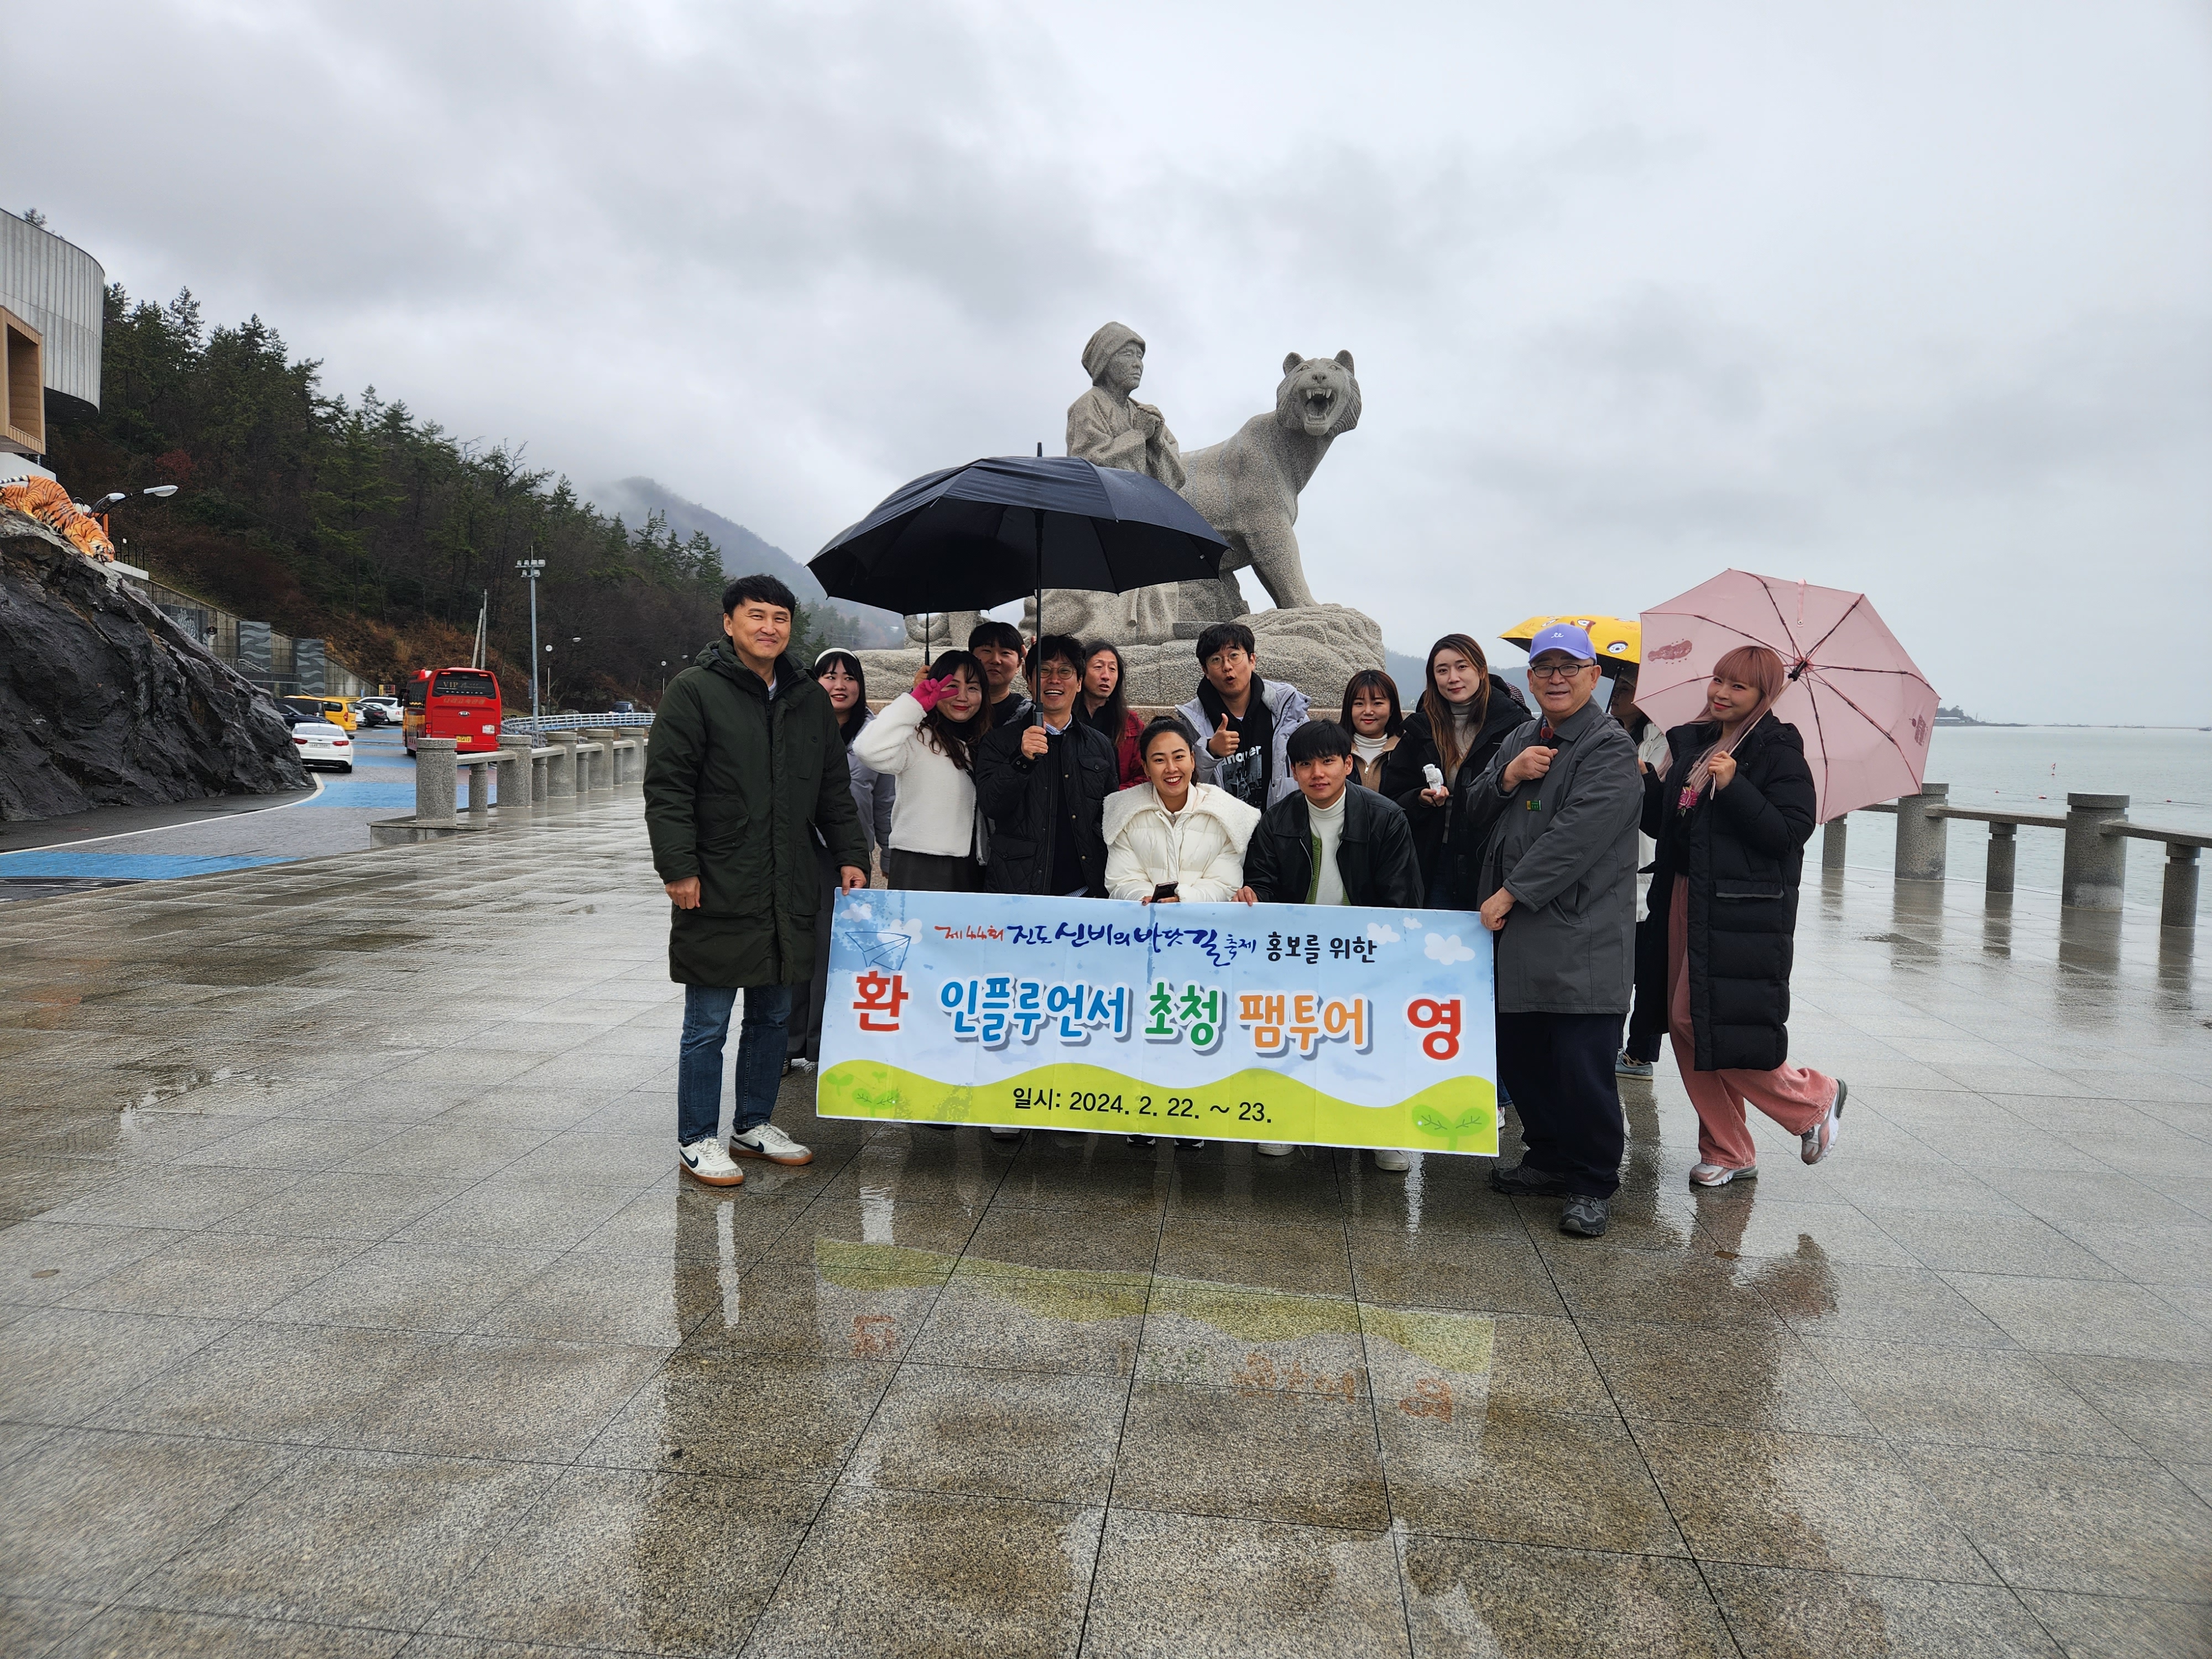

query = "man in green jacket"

[{"left": 644, "top": 575, "right": 869, "bottom": 1187}]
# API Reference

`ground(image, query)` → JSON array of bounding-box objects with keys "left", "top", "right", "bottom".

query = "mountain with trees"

[
  {"left": 43, "top": 285, "right": 854, "bottom": 708},
  {"left": 588, "top": 477, "right": 902, "bottom": 648}
]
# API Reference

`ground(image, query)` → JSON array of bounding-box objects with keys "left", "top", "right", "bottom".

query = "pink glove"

[{"left": 911, "top": 676, "right": 950, "bottom": 712}]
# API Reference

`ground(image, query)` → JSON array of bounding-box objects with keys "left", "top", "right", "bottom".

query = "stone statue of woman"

[
  {"left": 1052, "top": 322, "right": 1185, "bottom": 639},
  {"left": 1066, "top": 322, "right": 1185, "bottom": 491}
]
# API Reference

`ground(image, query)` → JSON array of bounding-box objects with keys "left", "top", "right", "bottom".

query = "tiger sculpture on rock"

[
  {"left": 1178, "top": 349, "right": 1361, "bottom": 614},
  {"left": 1, "top": 477, "right": 116, "bottom": 562},
  {"left": 1040, "top": 348, "right": 1364, "bottom": 642}
]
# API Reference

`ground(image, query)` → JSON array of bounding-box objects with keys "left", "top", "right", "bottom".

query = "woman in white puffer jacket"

[{"left": 1104, "top": 716, "right": 1263, "bottom": 904}]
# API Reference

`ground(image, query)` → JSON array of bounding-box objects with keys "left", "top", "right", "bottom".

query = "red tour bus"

[{"left": 403, "top": 666, "right": 504, "bottom": 756}]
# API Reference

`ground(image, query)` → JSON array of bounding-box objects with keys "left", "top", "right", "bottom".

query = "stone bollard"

[
  {"left": 1822, "top": 816, "right": 1848, "bottom": 872},
  {"left": 415, "top": 738, "right": 458, "bottom": 829},
  {"left": 589, "top": 736, "right": 616, "bottom": 792},
  {"left": 2062, "top": 794, "right": 2128, "bottom": 910},
  {"left": 501, "top": 730, "right": 541, "bottom": 806},
  {"left": 466, "top": 760, "right": 491, "bottom": 821},
  {"left": 546, "top": 733, "right": 578, "bottom": 800},
  {"left": 1893, "top": 784, "right": 1948, "bottom": 882},
  {"left": 1986, "top": 822, "right": 2017, "bottom": 895},
  {"left": 2163, "top": 844, "right": 2200, "bottom": 930}
]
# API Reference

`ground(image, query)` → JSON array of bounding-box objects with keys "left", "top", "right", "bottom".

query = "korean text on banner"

[{"left": 817, "top": 891, "right": 1498, "bottom": 1155}]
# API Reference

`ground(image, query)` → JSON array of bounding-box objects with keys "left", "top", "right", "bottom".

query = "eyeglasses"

[{"left": 1528, "top": 661, "right": 1594, "bottom": 682}]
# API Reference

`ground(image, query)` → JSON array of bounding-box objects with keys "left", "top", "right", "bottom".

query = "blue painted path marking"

[{"left": 0, "top": 851, "right": 295, "bottom": 879}]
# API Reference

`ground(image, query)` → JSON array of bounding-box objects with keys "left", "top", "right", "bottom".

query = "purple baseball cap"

[{"left": 1527, "top": 622, "right": 1596, "bottom": 663}]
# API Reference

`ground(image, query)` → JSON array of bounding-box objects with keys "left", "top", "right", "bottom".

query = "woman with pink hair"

[{"left": 1629, "top": 645, "right": 1847, "bottom": 1186}]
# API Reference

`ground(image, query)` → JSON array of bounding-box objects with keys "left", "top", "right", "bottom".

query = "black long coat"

[
  {"left": 1629, "top": 713, "right": 1818, "bottom": 1072},
  {"left": 1377, "top": 679, "right": 1527, "bottom": 902},
  {"left": 643, "top": 643, "right": 868, "bottom": 989}
]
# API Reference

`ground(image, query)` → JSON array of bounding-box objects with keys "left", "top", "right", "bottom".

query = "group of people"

[{"left": 646, "top": 573, "right": 1846, "bottom": 1239}]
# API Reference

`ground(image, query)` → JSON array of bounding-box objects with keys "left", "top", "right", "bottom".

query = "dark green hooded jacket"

[{"left": 644, "top": 641, "right": 868, "bottom": 989}]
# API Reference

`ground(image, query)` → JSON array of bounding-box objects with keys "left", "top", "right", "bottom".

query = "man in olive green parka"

[{"left": 645, "top": 574, "right": 868, "bottom": 1186}]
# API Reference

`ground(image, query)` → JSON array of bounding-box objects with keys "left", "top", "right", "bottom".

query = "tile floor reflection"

[{"left": 0, "top": 796, "right": 2208, "bottom": 1655}]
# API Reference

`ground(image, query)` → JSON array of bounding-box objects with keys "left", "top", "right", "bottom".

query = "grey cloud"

[{"left": 16, "top": 0, "right": 2212, "bottom": 722}]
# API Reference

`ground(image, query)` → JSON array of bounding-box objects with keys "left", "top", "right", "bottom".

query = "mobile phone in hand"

[{"left": 1152, "top": 883, "right": 1178, "bottom": 902}]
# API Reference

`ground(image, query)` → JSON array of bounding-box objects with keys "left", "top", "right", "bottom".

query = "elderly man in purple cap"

[{"left": 1459, "top": 622, "right": 1644, "bottom": 1237}]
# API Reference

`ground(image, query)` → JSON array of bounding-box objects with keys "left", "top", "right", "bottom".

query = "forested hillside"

[
  {"left": 44, "top": 286, "right": 839, "bottom": 707},
  {"left": 589, "top": 476, "right": 903, "bottom": 648}
]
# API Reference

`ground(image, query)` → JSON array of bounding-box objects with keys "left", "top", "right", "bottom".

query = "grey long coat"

[{"left": 1460, "top": 698, "right": 1642, "bottom": 1015}]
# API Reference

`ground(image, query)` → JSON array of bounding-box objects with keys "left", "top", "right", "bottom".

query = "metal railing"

[
  {"left": 403, "top": 729, "right": 649, "bottom": 831},
  {"left": 1823, "top": 784, "right": 2203, "bottom": 930},
  {"left": 501, "top": 712, "right": 654, "bottom": 733}
]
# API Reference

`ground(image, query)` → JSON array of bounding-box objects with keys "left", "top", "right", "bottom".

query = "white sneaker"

[
  {"left": 679, "top": 1135, "right": 745, "bottom": 1186},
  {"left": 732, "top": 1122, "right": 813, "bottom": 1167},
  {"left": 1802, "top": 1078, "right": 1847, "bottom": 1166},
  {"left": 1255, "top": 1142, "right": 1294, "bottom": 1157},
  {"left": 1689, "top": 1161, "right": 1756, "bottom": 1187},
  {"left": 787, "top": 1057, "right": 816, "bottom": 1074},
  {"left": 1373, "top": 1149, "right": 1411, "bottom": 1173},
  {"left": 988, "top": 1126, "right": 1023, "bottom": 1141}
]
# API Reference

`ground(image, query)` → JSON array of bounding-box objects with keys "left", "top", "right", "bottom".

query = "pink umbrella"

[{"left": 1636, "top": 570, "right": 1938, "bottom": 822}]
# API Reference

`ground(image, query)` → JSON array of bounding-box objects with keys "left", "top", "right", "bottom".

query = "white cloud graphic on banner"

[
  {"left": 1366, "top": 921, "right": 1401, "bottom": 945},
  {"left": 1423, "top": 932, "right": 1476, "bottom": 966}
]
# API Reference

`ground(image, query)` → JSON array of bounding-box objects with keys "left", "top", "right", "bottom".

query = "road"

[{"left": 0, "top": 726, "right": 427, "bottom": 901}]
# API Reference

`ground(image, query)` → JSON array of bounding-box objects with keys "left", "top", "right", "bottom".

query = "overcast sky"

[{"left": 19, "top": 1, "right": 2211, "bottom": 722}]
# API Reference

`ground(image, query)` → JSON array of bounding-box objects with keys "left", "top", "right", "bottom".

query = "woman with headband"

[{"left": 1630, "top": 644, "right": 1847, "bottom": 1187}]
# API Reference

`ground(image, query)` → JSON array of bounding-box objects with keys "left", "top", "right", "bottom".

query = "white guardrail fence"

[{"left": 384, "top": 728, "right": 649, "bottom": 842}]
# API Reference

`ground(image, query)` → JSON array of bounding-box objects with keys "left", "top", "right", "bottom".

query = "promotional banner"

[{"left": 817, "top": 891, "right": 1498, "bottom": 1155}]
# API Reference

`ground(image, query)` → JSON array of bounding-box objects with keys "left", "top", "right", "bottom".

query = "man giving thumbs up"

[{"left": 1175, "top": 622, "right": 1310, "bottom": 811}]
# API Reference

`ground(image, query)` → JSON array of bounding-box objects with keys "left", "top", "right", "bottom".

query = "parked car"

[
  {"left": 292, "top": 721, "right": 354, "bottom": 773},
  {"left": 281, "top": 695, "right": 357, "bottom": 732},
  {"left": 356, "top": 696, "right": 403, "bottom": 727}
]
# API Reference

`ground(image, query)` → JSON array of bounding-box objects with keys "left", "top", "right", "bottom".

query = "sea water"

[{"left": 1838, "top": 726, "right": 2212, "bottom": 916}]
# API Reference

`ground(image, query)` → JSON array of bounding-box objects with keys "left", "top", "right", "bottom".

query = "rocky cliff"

[{"left": 1, "top": 515, "right": 308, "bottom": 820}]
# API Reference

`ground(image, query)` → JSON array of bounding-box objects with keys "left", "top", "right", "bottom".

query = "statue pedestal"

[
  {"left": 1117, "top": 603, "right": 1385, "bottom": 707},
  {"left": 854, "top": 603, "right": 1385, "bottom": 714}
]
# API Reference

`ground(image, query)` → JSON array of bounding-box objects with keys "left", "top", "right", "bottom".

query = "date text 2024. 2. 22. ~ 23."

[{"left": 1004, "top": 1088, "right": 1273, "bottom": 1126}]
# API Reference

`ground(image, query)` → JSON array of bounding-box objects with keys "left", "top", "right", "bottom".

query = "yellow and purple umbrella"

[{"left": 1501, "top": 614, "right": 1641, "bottom": 667}]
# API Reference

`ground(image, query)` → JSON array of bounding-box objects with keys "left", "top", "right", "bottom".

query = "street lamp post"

[
  {"left": 515, "top": 554, "right": 545, "bottom": 722},
  {"left": 85, "top": 485, "right": 180, "bottom": 560}
]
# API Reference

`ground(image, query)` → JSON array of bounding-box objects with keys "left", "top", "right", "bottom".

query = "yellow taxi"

[{"left": 280, "top": 695, "right": 357, "bottom": 732}]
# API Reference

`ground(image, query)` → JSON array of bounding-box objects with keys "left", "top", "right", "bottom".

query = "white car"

[
  {"left": 356, "top": 696, "right": 403, "bottom": 727},
  {"left": 293, "top": 721, "right": 354, "bottom": 773}
]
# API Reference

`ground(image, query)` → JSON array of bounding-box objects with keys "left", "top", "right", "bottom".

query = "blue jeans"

[{"left": 676, "top": 983, "right": 792, "bottom": 1146}]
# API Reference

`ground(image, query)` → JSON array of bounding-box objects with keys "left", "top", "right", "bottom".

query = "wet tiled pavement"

[{"left": 1, "top": 792, "right": 2208, "bottom": 1656}]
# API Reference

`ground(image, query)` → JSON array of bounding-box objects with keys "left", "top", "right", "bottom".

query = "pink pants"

[{"left": 1668, "top": 880, "right": 1834, "bottom": 1171}]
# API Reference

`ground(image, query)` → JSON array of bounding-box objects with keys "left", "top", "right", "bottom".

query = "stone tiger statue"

[{"left": 1, "top": 477, "right": 116, "bottom": 562}]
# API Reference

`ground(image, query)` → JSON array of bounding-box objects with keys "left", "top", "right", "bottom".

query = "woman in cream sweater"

[
  {"left": 1103, "top": 717, "right": 1263, "bottom": 904},
  {"left": 852, "top": 650, "right": 994, "bottom": 892}
]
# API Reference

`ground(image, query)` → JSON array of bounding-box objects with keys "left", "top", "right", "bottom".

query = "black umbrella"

[{"left": 808, "top": 454, "right": 1226, "bottom": 640}]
